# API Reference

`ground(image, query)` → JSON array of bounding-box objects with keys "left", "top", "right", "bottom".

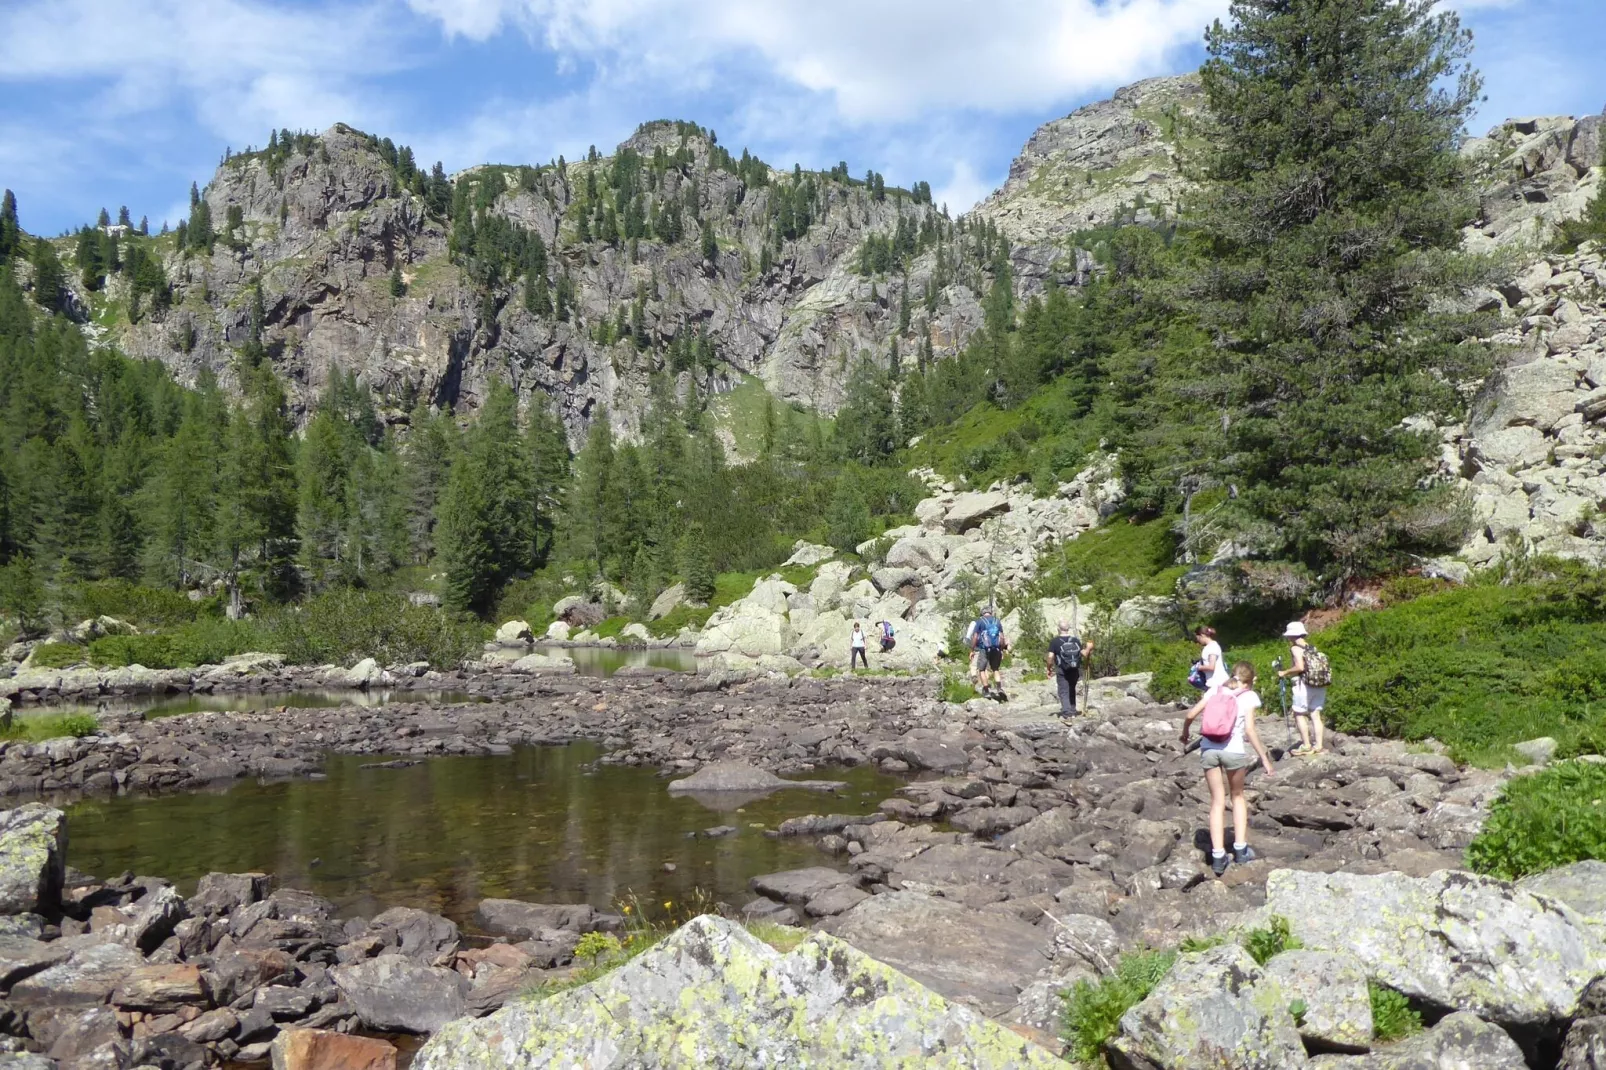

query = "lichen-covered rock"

[
  {"left": 0, "top": 805, "right": 66, "bottom": 916},
  {"left": 1266, "top": 868, "right": 1606, "bottom": 1026},
  {"left": 1562, "top": 1016, "right": 1606, "bottom": 1070},
  {"left": 1108, "top": 944, "right": 1306, "bottom": 1070},
  {"left": 1519, "top": 860, "right": 1606, "bottom": 927},
  {"left": 412, "top": 914, "right": 1067, "bottom": 1069},
  {"left": 1306, "top": 1011, "right": 1527, "bottom": 1069},
  {"left": 1264, "top": 949, "right": 1373, "bottom": 1053}
]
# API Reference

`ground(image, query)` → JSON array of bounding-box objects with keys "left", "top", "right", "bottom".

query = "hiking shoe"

[
  {"left": 993, "top": 689, "right": 1008, "bottom": 702},
  {"left": 1290, "top": 744, "right": 1314, "bottom": 757},
  {"left": 1210, "top": 853, "right": 1230, "bottom": 877},
  {"left": 1233, "top": 845, "right": 1257, "bottom": 865}
]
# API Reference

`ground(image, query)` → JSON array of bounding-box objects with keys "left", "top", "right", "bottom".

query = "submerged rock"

[
  {"left": 412, "top": 914, "right": 1066, "bottom": 1069},
  {"left": 0, "top": 805, "right": 66, "bottom": 916},
  {"left": 665, "top": 760, "right": 846, "bottom": 795}
]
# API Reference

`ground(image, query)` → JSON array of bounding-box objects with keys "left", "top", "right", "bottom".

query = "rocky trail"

[{"left": 0, "top": 662, "right": 1595, "bottom": 1068}]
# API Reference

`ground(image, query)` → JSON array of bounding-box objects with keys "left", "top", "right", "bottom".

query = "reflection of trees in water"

[{"left": 65, "top": 746, "right": 901, "bottom": 926}]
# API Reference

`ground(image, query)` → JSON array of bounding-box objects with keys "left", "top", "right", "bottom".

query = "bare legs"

[
  {"left": 1295, "top": 711, "right": 1326, "bottom": 752},
  {"left": 1205, "top": 766, "right": 1251, "bottom": 855}
]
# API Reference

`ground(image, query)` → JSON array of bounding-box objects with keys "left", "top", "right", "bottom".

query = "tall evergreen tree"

[
  {"left": 1180, "top": 0, "right": 1491, "bottom": 581},
  {"left": 215, "top": 362, "right": 298, "bottom": 610},
  {"left": 0, "top": 190, "right": 19, "bottom": 261},
  {"left": 402, "top": 400, "right": 453, "bottom": 564},
  {"left": 434, "top": 383, "right": 535, "bottom": 612},
  {"left": 832, "top": 357, "right": 897, "bottom": 464},
  {"left": 29, "top": 239, "right": 64, "bottom": 311}
]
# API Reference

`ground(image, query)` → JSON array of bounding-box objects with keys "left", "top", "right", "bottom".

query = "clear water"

[
  {"left": 558, "top": 645, "right": 696, "bottom": 677},
  {"left": 64, "top": 744, "right": 900, "bottom": 928}
]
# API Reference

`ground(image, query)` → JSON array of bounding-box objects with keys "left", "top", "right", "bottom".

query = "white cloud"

[
  {"left": 934, "top": 159, "right": 997, "bottom": 215},
  {"left": 0, "top": 0, "right": 406, "bottom": 140},
  {"left": 407, "top": 0, "right": 1229, "bottom": 123}
]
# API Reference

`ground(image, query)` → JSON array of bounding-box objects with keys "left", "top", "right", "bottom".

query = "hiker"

[
  {"left": 1276, "top": 621, "right": 1328, "bottom": 755},
  {"left": 849, "top": 621, "right": 869, "bottom": 671},
  {"left": 961, "top": 618, "right": 983, "bottom": 685},
  {"left": 1181, "top": 661, "right": 1275, "bottom": 877},
  {"left": 1045, "top": 619, "right": 1093, "bottom": 719},
  {"left": 877, "top": 619, "right": 896, "bottom": 653},
  {"left": 970, "top": 606, "right": 1009, "bottom": 698},
  {"left": 1190, "top": 625, "right": 1228, "bottom": 690}
]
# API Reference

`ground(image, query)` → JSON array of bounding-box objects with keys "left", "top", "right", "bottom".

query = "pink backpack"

[{"left": 1199, "top": 686, "right": 1240, "bottom": 742}]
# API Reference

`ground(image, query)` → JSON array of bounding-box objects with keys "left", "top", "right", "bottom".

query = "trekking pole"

[{"left": 1273, "top": 656, "right": 1291, "bottom": 752}]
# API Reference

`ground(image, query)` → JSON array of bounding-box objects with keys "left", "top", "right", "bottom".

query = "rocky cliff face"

[{"left": 101, "top": 123, "right": 989, "bottom": 447}]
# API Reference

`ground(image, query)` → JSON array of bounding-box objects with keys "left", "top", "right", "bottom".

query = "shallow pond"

[{"left": 65, "top": 744, "right": 901, "bottom": 928}]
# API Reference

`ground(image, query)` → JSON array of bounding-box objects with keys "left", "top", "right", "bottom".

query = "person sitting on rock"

[
  {"left": 849, "top": 621, "right": 869, "bottom": 671},
  {"left": 1045, "top": 619, "right": 1093, "bottom": 719},
  {"left": 1181, "top": 661, "right": 1275, "bottom": 877}
]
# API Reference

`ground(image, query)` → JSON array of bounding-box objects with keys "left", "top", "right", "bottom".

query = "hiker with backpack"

[
  {"left": 1276, "top": 621, "right": 1328, "bottom": 755},
  {"left": 849, "top": 621, "right": 869, "bottom": 671},
  {"left": 1045, "top": 619, "right": 1094, "bottom": 719},
  {"left": 1188, "top": 625, "right": 1229, "bottom": 690},
  {"left": 970, "top": 606, "right": 1009, "bottom": 699},
  {"left": 1181, "top": 661, "right": 1275, "bottom": 877},
  {"left": 877, "top": 620, "right": 896, "bottom": 653}
]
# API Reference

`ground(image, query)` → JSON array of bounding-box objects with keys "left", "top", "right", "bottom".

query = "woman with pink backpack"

[{"left": 1181, "top": 661, "right": 1276, "bottom": 877}]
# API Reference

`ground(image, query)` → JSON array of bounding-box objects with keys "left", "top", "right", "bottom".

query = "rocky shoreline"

[{"left": 0, "top": 667, "right": 1600, "bottom": 1068}]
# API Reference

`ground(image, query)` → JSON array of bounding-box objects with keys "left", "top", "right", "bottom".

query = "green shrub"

[
  {"left": 87, "top": 618, "right": 266, "bottom": 669},
  {"left": 28, "top": 643, "right": 86, "bottom": 670},
  {"left": 67, "top": 580, "right": 217, "bottom": 628},
  {"left": 1368, "top": 982, "right": 1422, "bottom": 1042},
  {"left": 1061, "top": 950, "right": 1177, "bottom": 1064},
  {"left": 263, "top": 589, "right": 486, "bottom": 669},
  {"left": 1465, "top": 761, "right": 1606, "bottom": 880},
  {"left": 939, "top": 673, "right": 978, "bottom": 704},
  {"left": 1242, "top": 916, "right": 1301, "bottom": 966},
  {"left": 1, "top": 712, "right": 99, "bottom": 742}
]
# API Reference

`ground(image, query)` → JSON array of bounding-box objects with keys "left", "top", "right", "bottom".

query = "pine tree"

[
  {"left": 401, "top": 399, "right": 453, "bottom": 564},
  {"left": 679, "top": 525, "right": 715, "bottom": 602},
  {"left": 29, "top": 239, "right": 64, "bottom": 311},
  {"left": 700, "top": 219, "right": 717, "bottom": 263},
  {"left": 389, "top": 261, "right": 405, "bottom": 297},
  {"left": 832, "top": 356, "right": 896, "bottom": 464},
  {"left": 1179, "top": 0, "right": 1491, "bottom": 581},
  {"left": 215, "top": 362, "right": 298, "bottom": 609},
  {"left": 434, "top": 383, "right": 535, "bottom": 612},
  {"left": 117, "top": 206, "right": 132, "bottom": 228},
  {"left": 0, "top": 190, "right": 19, "bottom": 261},
  {"left": 826, "top": 482, "right": 871, "bottom": 553},
  {"left": 525, "top": 397, "right": 569, "bottom": 566}
]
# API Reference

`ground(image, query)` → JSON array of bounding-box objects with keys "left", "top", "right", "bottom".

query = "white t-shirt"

[
  {"left": 850, "top": 629, "right": 866, "bottom": 649},
  {"left": 1201, "top": 640, "right": 1229, "bottom": 687},
  {"left": 1200, "top": 687, "right": 1260, "bottom": 755}
]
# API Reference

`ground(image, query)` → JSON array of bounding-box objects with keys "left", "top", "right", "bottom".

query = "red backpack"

[{"left": 1199, "top": 686, "right": 1240, "bottom": 742}]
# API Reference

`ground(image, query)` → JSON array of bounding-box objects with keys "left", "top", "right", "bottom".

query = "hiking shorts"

[
  {"left": 1292, "top": 682, "right": 1327, "bottom": 714},
  {"left": 1200, "top": 748, "right": 1257, "bottom": 772},
  {"left": 979, "top": 647, "right": 1003, "bottom": 671}
]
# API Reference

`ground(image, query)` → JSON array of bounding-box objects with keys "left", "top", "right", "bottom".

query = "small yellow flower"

[
  {"left": 622, "top": 906, "right": 632, "bottom": 915},
  {"left": 663, "top": 901, "right": 673, "bottom": 910}
]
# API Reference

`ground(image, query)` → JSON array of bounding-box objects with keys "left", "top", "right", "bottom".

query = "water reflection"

[
  {"left": 15, "top": 690, "right": 482, "bottom": 722},
  {"left": 65, "top": 744, "right": 901, "bottom": 928}
]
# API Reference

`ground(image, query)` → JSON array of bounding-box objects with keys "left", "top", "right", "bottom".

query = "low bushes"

[
  {"left": 67, "top": 580, "right": 219, "bottom": 629},
  {"left": 87, "top": 618, "right": 265, "bottom": 669},
  {"left": 1368, "top": 982, "right": 1422, "bottom": 1042},
  {"left": 1465, "top": 760, "right": 1606, "bottom": 880},
  {"left": 1061, "top": 949, "right": 1177, "bottom": 1064},
  {"left": 261, "top": 589, "right": 486, "bottom": 669}
]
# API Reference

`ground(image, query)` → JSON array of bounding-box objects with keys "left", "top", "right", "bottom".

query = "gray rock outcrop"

[
  {"left": 330, "top": 955, "right": 467, "bottom": 1034},
  {"left": 0, "top": 805, "right": 66, "bottom": 916},
  {"left": 1307, "top": 1011, "right": 1528, "bottom": 1069},
  {"left": 412, "top": 914, "right": 1066, "bottom": 1069},
  {"left": 1266, "top": 868, "right": 1606, "bottom": 1026}
]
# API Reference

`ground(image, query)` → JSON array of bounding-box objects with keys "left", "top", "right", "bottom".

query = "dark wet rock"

[
  {"left": 512, "top": 929, "right": 579, "bottom": 969},
  {"left": 739, "top": 898, "right": 801, "bottom": 926},
  {"left": 1561, "top": 1016, "right": 1606, "bottom": 1070},
  {"left": 473, "top": 900, "right": 596, "bottom": 940},
  {"left": 124, "top": 885, "right": 187, "bottom": 954},
  {"left": 190, "top": 872, "right": 270, "bottom": 917},
  {"left": 253, "top": 983, "right": 317, "bottom": 1020},
  {"left": 203, "top": 947, "right": 297, "bottom": 1006},
  {"left": 0, "top": 936, "right": 70, "bottom": 988},
  {"left": 0, "top": 805, "right": 66, "bottom": 916},
  {"left": 362, "top": 907, "right": 459, "bottom": 964},
  {"left": 331, "top": 956, "right": 467, "bottom": 1034},
  {"left": 949, "top": 805, "right": 1038, "bottom": 836},
  {"left": 40, "top": 1004, "right": 121, "bottom": 1065},
  {"left": 802, "top": 885, "right": 869, "bottom": 918},
  {"left": 129, "top": 1032, "right": 209, "bottom": 1070},
  {"left": 827, "top": 890, "right": 1052, "bottom": 1014}
]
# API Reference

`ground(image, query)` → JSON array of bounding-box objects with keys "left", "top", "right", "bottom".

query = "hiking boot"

[
  {"left": 1210, "top": 852, "right": 1230, "bottom": 877},
  {"left": 1233, "top": 845, "right": 1257, "bottom": 865},
  {"left": 993, "top": 689, "right": 1008, "bottom": 702}
]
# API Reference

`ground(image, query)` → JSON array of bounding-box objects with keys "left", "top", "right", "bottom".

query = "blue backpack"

[{"left": 977, "top": 616, "right": 1003, "bottom": 650}]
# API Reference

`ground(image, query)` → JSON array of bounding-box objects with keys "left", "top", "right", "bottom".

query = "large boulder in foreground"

[
  {"left": 1266, "top": 868, "right": 1606, "bottom": 1027},
  {"left": 1109, "top": 944, "right": 1306, "bottom": 1070},
  {"left": 0, "top": 805, "right": 66, "bottom": 916},
  {"left": 412, "top": 915, "right": 1065, "bottom": 1069}
]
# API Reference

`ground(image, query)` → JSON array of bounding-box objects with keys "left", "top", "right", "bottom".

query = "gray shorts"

[
  {"left": 1293, "top": 682, "right": 1327, "bottom": 714},
  {"left": 1200, "top": 748, "right": 1257, "bottom": 772}
]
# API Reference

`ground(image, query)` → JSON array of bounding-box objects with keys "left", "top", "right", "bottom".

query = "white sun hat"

[{"left": 1283, "top": 621, "right": 1309, "bottom": 638}]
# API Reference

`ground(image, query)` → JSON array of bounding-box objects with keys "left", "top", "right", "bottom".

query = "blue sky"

[{"left": 2, "top": 0, "right": 1602, "bottom": 237}]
